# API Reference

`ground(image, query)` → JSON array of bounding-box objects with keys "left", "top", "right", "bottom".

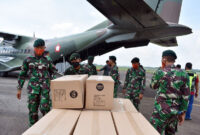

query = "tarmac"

[{"left": 0, "top": 71, "right": 199, "bottom": 135}]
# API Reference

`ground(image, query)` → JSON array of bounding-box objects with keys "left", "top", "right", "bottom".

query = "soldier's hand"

[
  {"left": 97, "top": 69, "right": 100, "bottom": 71},
  {"left": 139, "top": 94, "right": 143, "bottom": 100},
  {"left": 122, "top": 89, "right": 126, "bottom": 95},
  {"left": 17, "top": 89, "right": 22, "bottom": 100},
  {"left": 178, "top": 112, "right": 186, "bottom": 126}
]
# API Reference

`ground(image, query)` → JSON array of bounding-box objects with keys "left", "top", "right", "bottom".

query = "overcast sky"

[{"left": 0, "top": 0, "right": 199, "bottom": 69}]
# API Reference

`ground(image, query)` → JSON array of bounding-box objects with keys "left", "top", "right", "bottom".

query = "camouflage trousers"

[
  {"left": 28, "top": 91, "right": 51, "bottom": 126},
  {"left": 150, "top": 108, "right": 178, "bottom": 135},
  {"left": 125, "top": 92, "right": 140, "bottom": 111},
  {"left": 114, "top": 84, "right": 119, "bottom": 98}
]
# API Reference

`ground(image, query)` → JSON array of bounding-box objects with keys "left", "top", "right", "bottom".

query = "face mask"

[
  {"left": 132, "top": 63, "right": 139, "bottom": 69},
  {"left": 34, "top": 48, "right": 45, "bottom": 56},
  {"left": 88, "top": 60, "right": 93, "bottom": 65},
  {"left": 162, "top": 59, "right": 166, "bottom": 69},
  {"left": 72, "top": 62, "right": 80, "bottom": 68}
]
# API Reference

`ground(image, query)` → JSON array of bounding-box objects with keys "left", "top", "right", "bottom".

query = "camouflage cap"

[
  {"left": 131, "top": 57, "right": 140, "bottom": 63},
  {"left": 162, "top": 50, "right": 177, "bottom": 59},
  {"left": 33, "top": 39, "right": 45, "bottom": 47},
  {"left": 109, "top": 56, "right": 116, "bottom": 62},
  {"left": 70, "top": 53, "right": 80, "bottom": 61},
  {"left": 88, "top": 56, "right": 94, "bottom": 61}
]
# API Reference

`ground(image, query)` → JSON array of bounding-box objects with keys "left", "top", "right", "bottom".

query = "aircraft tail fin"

[{"left": 145, "top": 0, "right": 183, "bottom": 23}]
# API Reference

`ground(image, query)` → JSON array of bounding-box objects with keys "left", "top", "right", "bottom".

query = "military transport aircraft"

[{"left": 0, "top": 0, "right": 192, "bottom": 76}]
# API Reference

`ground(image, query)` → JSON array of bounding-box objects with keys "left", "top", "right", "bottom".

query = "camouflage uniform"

[
  {"left": 64, "top": 65, "right": 88, "bottom": 75},
  {"left": 150, "top": 65, "right": 190, "bottom": 135},
  {"left": 123, "top": 66, "right": 145, "bottom": 111},
  {"left": 84, "top": 63, "right": 97, "bottom": 76},
  {"left": 18, "top": 55, "right": 57, "bottom": 126},
  {"left": 110, "top": 65, "right": 120, "bottom": 97}
]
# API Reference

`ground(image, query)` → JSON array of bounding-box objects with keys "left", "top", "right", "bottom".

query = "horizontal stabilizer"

[{"left": 0, "top": 57, "right": 22, "bottom": 72}]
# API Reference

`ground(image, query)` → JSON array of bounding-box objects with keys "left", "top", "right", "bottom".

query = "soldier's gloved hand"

[
  {"left": 122, "top": 89, "right": 126, "bottom": 95},
  {"left": 178, "top": 112, "right": 186, "bottom": 126},
  {"left": 139, "top": 94, "right": 143, "bottom": 100},
  {"left": 17, "top": 89, "right": 22, "bottom": 100}
]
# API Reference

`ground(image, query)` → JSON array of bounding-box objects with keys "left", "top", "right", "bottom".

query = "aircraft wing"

[
  {"left": 87, "top": 0, "right": 167, "bottom": 30},
  {"left": 87, "top": 0, "right": 191, "bottom": 48},
  {"left": 0, "top": 57, "right": 22, "bottom": 72}
]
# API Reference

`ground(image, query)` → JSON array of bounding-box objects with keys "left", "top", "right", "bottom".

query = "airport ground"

[{"left": 0, "top": 71, "right": 200, "bottom": 135}]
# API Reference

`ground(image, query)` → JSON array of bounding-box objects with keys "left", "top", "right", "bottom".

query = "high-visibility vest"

[{"left": 186, "top": 70, "right": 197, "bottom": 92}]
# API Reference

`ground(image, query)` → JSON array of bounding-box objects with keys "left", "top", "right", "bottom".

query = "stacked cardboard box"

[
  {"left": 51, "top": 75, "right": 88, "bottom": 109},
  {"left": 73, "top": 110, "right": 116, "bottom": 135},
  {"left": 22, "top": 75, "right": 160, "bottom": 135},
  {"left": 22, "top": 99, "right": 160, "bottom": 135},
  {"left": 85, "top": 76, "right": 114, "bottom": 110},
  {"left": 112, "top": 112, "right": 160, "bottom": 135},
  {"left": 111, "top": 98, "right": 138, "bottom": 113},
  {"left": 22, "top": 109, "right": 81, "bottom": 135}
]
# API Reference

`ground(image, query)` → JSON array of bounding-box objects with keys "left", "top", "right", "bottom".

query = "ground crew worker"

[
  {"left": 122, "top": 57, "right": 145, "bottom": 111},
  {"left": 64, "top": 53, "right": 88, "bottom": 75},
  {"left": 150, "top": 50, "right": 190, "bottom": 135},
  {"left": 176, "top": 64, "right": 181, "bottom": 69},
  {"left": 84, "top": 56, "right": 97, "bottom": 76},
  {"left": 185, "top": 62, "right": 199, "bottom": 120},
  {"left": 16, "top": 39, "right": 57, "bottom": 126},
  {"left": 109, "top": 56, "right": 120, "bottom": 98},
  {"left": 98, "top": 60, "right": 111, "bottom": 76}
]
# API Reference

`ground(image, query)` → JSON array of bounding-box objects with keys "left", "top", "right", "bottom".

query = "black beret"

[
  {"left": 70, "top": 53, "right": 80, "bottom": 61},
  {"left": 88, "top": 56, "right": 94, "bottom": 61},
  {"left": 131, "top": 57, "right": 140, "bottom": 63},
  {"left": 109, "top": 56, "right": 116, "bottom": 62},
  {"left": 33, "top": 39, "right": 45, "bottom": 47},
  {"left": 162, "top": 50, "right": 177, "bottom": 59}
]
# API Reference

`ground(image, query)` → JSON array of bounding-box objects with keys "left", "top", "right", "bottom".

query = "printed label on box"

[
  {"left": 54, "top": 89, "right": 66, "bottom": 101},
  {"left": 70, "top": 90, "right": 78, "bottom": 98},
  {"left": 96, "top": 83, "right": 104, "bottom": 91},
  {"left": 93, "top": 95, "right": 106, "bottom": 106}
]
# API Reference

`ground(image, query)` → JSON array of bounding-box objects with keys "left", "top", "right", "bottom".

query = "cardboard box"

[
  {"left": 85, "top": 76, "right": 114, "bottom": 110},
  {"left": 51, "top": 75, "right": 88, "bottom": 109},
  {"left": 22, "top": 109, "right": 81, "bottom": 135},
  {"left": 111, "top": 98, "right": 138, "bottom": 113},
  {"left": 73, "top": 110, "right": 117, "bottom": 135},
  {"left": 112, "top": 112, "right": 160, "bottom": 135}
]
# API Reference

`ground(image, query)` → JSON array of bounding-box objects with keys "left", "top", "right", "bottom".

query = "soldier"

[
  {"left": 64, "top": 52, "right": 88, "bottom": 75},
  {"left": 98, "top": 60, "right": 111, "bottom": 76},
  {"left": 185, "top": 62, "right": 199, "bottom": 120},
  {"left": 109, "top": 56, "right": 120, "bottom": 98},
  {"left": 150, "top": 50, "right": 190, "bottom": 135},
  {"left": 84, "top": 56, "right": 97, "bottom": 76},
  {"left": 16, "top": 39, "right": 57, "bottom": 126},
  {"left": 122, "top": 57, "right": 145, "bottom": 111},
  {"left": 176, "top": 64, "right": 181, "bottom": 69}
]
